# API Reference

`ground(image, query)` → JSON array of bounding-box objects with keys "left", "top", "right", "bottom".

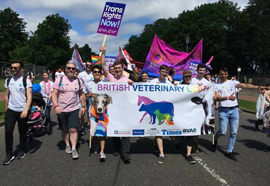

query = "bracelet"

[
  {"left": 54, "top": 104, "right": 59, "bottom": 108},
  {"left": 81, "top": 106, "right": 86, "bottom": 108},
  {"left": 226, "top": 95, "right": 229, "bottom": 100}
]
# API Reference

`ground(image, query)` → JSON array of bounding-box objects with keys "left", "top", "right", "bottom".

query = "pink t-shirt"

[
  {"left": 106, "top": 73, "right": 130, "bottom": 82},
  {"left": 53, "top": 76, "right": 83, "bottom": 112}
]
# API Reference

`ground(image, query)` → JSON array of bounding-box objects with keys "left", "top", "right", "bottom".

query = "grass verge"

[
  {"left": 238, "top": 99, "right": 256, "bottom": 112},
  {"left": 0, "top": 101, "right": 5, "bottom": 122}
]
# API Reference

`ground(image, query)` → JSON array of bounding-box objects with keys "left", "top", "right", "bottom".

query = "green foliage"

[
  {"left": 0, "top": 101, "right": 4, "bottom": 121},
  {"left": 0, "top": 8, "right": 28, "bottom": 62},
  {"left": 238, "top": 99, "right": 256, "bottom": 111}
]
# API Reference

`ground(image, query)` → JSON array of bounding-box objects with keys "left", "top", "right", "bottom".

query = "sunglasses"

[
  {"left": 11, "top": 67, "right": 19, "bottom": 70},
  {"left": 184, "top": 76, "right": 192, "bottom": 78},
  {"left": 93, "top": 71, "right": 101, "bottom": 74},
  {"left": 86, "top": 65, "right": 92, "bottom": 67},
  {"left": 67, "top": 67, "right": 76, "bottom": 70}
]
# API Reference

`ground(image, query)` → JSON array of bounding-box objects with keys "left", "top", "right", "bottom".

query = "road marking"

[{"left": 194, "top": 157, "right": 229, "bottom": 186}]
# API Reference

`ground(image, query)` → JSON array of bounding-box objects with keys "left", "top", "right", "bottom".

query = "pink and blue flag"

[{"left": 71, "top": 48, "right": 85, "bottom": 72}]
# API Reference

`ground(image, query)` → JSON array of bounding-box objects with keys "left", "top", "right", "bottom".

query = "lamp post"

[
  {"left": 237, "top": 66, "right": 241, "bottom": 81},
  {"left": 185, "top": 35, "right": 190, "bottom": 53}
]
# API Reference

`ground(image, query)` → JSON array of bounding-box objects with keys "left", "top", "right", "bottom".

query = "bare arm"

[
  {"left": 79, "top": 89, "right": 86, "bottom": 116},
  {"left": 100, "top": 45, "right": 109, "bottom": 77},
  {"left": 237, "top": 83, "right": 259, "bottom": 89},
  {"left": 213, "top": 91, "right": 235, "bottom": 102},
  {"left": 5, "top": 89, "right": 9, "bottom": 110},
  {"left": 52, "top": 88, "right": 61, "bottom": 114}
]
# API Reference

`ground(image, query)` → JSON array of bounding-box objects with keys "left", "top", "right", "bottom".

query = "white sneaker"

[{"left": 100, "top": 153, "right": 106, "bottom": 159}]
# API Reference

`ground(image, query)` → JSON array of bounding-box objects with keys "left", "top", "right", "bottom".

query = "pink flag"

[{"left": 142, "top": 35, "right": 203, "bottom": 80}]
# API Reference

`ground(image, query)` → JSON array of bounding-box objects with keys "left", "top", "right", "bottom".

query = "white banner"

[{"left": 90, "top": 82, "right": 215, "bottom": 137}]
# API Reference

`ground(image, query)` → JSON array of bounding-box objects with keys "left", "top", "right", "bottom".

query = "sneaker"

[
  {"left": 187, "top": 155, "right": 196, "bottom": 164},
  {"left": 153, "top": 143, "right": 159, "bottom": 153},
  {"left": 94, "top": 146, "right": 100, "bottom": 154},
  {"left": 80, "top": 127, "right": 86, "bottom": 135},
  {"left": 65, "top": 145, "right": 72, "bottom": 154},
  {"left": 225, "top": 152, "right": 237, "bottom": 161},
  {"left": 158, "top": 155, "right": 164, "bottom": 164},
  {"left": 173, "top": 143, "right": 181, "bottom": 152},
  {"left": 72, "top": 150, "right": 79, "bottom": 159},
  {"left": 122, "top": 154, "right": 131, "bottom": 162},
  {"left": 255, "top": 122, "right": 259, "bottom": 131},
  {"left": 100, "top": 152, "right": 106, "bottom": 159},
  {"left": 17, "top": 151, "right": 26, "bottom": 159},
  {"left": 113, "top": 151, "right": 119, "bottom": 156},
  {"left": 2, "top": 155, "right": 15, "bottom": 165},
  {"left": 213, "top": 140, "right": 218, "bottom": 152}
]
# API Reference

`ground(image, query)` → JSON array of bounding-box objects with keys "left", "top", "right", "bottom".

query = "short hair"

[
  {"left": 141, "top": 71, "right": 148, "bottom": 76},
  {"left": 43, "top": 72, "right": 49, "bottom": 76},
  {"left": 219, "top": 67, "right": 228, "bottom": 73},
  {"left": 197, "top": 63, "right": 206, "bottom": 70},
  {"left": 92, "top": 65, "right": 102, "bottom": 72},
  {"left": 169, "top": 68, "right": 175, "bottom": 75},
  {"left": 109, "top": 65, "right": 114, "bottom": 69},
  {"left": 66, "top": 60, "right": 76, "bottom": 67},
  {"left": 11, "top": 60, "right": 24, "bottom": 68},
  {"left": 85, "top": 60, "right": 92, "bottom": 65},
  {"left": 159, "top": 65, "right": 169, "bottom": 71},
  {"left": 114, "top": 61, "right": 123, "bottom": 68}
]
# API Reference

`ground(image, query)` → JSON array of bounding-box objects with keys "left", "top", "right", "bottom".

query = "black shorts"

[{"left": 58, "top": 109, "right": 79, "bottom": 131}]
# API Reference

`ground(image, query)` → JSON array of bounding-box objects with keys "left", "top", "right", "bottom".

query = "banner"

[
  {"left": 71, "top": 48, "right": 85, "bottom": 72},
  {"left": 118, "top": 47, "right": 132, "bottom": 70},
  {"left": 97, "top": 2, "right": 126, "bottom": 36},
  {"left": 142, "top": 35, "right": 203, "bottom": 81},
  {"left": 91, "top": 55, "right": 101, "bottom": 66},
  {"left": 90, "top": 82, "right": 215, "bottom": 137}
]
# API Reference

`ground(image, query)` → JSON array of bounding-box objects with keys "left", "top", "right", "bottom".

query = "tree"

[
  {"left": 0, "top": 8, "right": 28, "bottom": 62},
  {"left": 11, "top": 13, "right": 72, "bottom": 69}
]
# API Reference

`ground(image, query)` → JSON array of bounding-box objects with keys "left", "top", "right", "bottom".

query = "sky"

[{"left": 0, "top": 0, "right": 249, "bottom": 57}]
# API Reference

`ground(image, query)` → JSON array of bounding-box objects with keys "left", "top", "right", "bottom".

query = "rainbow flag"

[{"left": 91, "top": 55, "right": 102, "bottom": 66}]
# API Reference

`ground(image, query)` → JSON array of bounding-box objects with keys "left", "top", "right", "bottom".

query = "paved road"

[{"left": 0, "top": 111, "right": 269, "bottom": 186}]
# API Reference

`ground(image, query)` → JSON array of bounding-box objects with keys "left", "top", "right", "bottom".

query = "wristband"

[
  {"left": 54, "top": 104, "right": 59, "bottom": 108},
  {"left": 81, "top": 106, "right": 86, "bottom": 108},
  {"left": 226, "top": 95, "right": 229, "bottom": 100},
  {"left": 258, "top": 86, "right": 260, "bottom": 90}
]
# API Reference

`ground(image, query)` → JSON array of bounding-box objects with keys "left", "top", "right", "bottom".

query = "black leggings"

[
  {"left": 187, "top": 136, "right": 196, "bottom": 147},
  {"left": 5, "top": 109, "right": 28, "bottom": 155}
]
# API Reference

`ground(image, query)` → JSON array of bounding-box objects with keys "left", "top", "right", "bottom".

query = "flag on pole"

[
  {"left": 142, "top": 35, "right": 204, "bottom": 80},
  {"left": 71, "top": 48, "right": 85, "bottom": 72},
  {"left": 118, "top": 47, "right": 132, "bottom": 70},
  {"left": 91, "top": 55, "right": 102, "bottom": 66}
]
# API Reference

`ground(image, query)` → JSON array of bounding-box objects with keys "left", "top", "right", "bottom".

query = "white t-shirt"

[
  {"left": 5, "top": 76, "right": 32, "bottom": 112},
  {"left": 191, "top": 77, "right": 209, "bottom": 85},
  {"left": 150, "top": 78, "right": 171, "bottom": 84},
  {"left": 55, "top": 71, "right": 65, "bottom": 78},
  {"left": 79, "top": 71, "right": 93, "bottom": 93},
  {"left": 215, "top": 80, "right": 239, "bottom": 107},
  {"left": 39, "top": 80, "right": 54, "bottom": 106}
]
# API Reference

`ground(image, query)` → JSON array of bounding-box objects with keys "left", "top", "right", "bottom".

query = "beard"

[{"left": 67, "top": 71, "right": 74, "bottom": 79}]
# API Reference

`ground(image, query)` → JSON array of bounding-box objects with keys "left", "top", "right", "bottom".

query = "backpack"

[
  {"left": 59, "top": 76, "right": 81, "bottom": 89},
  {"left": 7, "top": 76, "right": 27, "bottom": 98}
]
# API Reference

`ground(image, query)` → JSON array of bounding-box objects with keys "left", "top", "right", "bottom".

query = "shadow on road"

[
  {"left": 241, "top": 125, "right": 257, "bottom": 132},
  {"left": 237, "top": 139, "right": 269, "bottom": 152},
  {"left": 25, "top": 139, "right": 42, "bottom": 154},
  {"left": 247, "top": 119, "right": 256, "bottom": 124}
]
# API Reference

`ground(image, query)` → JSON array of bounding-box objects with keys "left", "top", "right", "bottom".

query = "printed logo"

[
  {"left": 162, "top": 129, "right": 182, "bottom": 135},
  {"left": 183, "top": 128, "right": 197, "bottom": 133},
  {"left": 19, "top": 84, "right": 22, "bottom": 87},
  {"left": 132, "top": 129, "right": 144, "bottom": 135},
  {"left": 60, "top": 83, "right": 64, "bottom": 87},
  {"left": 114, "top": 130, "right": 130, "bottom": 135}
]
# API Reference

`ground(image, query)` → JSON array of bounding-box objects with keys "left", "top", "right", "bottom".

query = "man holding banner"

[
  {"left": 149, "top": 65, "right": 172, "bottom": 164},
  {"left": 100, "top": 45, "right": 133, "bottom": 163}
]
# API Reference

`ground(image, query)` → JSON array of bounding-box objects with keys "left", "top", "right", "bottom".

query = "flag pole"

[
  {"left": 89, "top": 134, "right": 92, "bottom": 157},
  {"left": 99, "top": 35, "right": 108, "bottom": 56}
]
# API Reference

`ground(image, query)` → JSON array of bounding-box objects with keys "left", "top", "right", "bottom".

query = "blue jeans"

[
  {"left": 215, "top": 107, "right": 239, "bottom": 152},
  {"left": 45, "top": 106, "right": 51, "bottom": 125}
]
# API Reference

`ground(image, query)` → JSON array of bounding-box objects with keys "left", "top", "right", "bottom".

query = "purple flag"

[
  {"left": 97, "top": 2, "right": 126, "bottom": 36},
  {"left": 142, "top": 35, "right": 203, "bottom": 80}
]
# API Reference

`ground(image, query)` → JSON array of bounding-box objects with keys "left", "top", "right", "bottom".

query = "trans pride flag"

[
  {"left": 142, "top": 35, "right": 203, "bottom": 81},
  {"left": 71, "top": 48, "right": 85, "bottom": 72}
]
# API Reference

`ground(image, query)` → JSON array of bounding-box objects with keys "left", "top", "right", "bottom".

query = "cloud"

[{"left": 118, "top": 23, "right": 144, "bottom": 35}]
